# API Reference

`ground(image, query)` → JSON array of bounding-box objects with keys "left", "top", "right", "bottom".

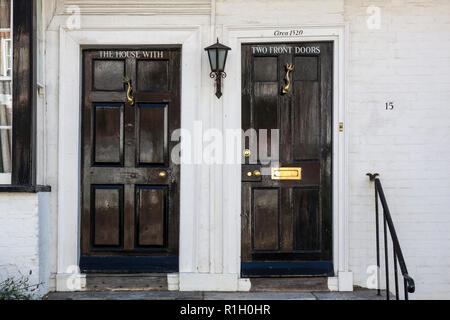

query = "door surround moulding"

[
  {"left": 222, "top": 24, "right": 352, "bottom": 291},
  {"left": 55, "top": 0, "right": 212, "bottom": 16},
  {"left": 55, "top": 26, "right": 202, "bottom": 291},
  {"left": 54, "top": 23, "right": 352, "bottom": 292}
]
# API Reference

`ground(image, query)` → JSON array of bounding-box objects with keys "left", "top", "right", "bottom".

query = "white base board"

[
  {"left": 56, "top": 273, "right": 86, "bottom": 292},
  {"left": 338, "top": 271, "right": 354, "bottom": 292},
  {"left": 179, "top": 273, "right": 240, "bottom": 292},
  {"left": 328, "top": 276, "right": 339, "bottom": 291}
]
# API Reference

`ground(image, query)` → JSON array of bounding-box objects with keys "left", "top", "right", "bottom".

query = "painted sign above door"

[
  {"left": 99, "top": 50, "right": 166, "bottom": 59},
  {"left": 251, "top": 45, "right": 321, "bottom": 55}
]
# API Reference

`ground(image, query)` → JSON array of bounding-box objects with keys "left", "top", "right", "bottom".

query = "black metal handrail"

[{"left": 367, "top": 173, "right": 415, "bottom": 300}]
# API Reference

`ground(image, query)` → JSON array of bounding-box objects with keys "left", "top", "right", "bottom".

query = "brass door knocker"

[
  {"left": 123, "top": 76, "right": 135, "bottom": 106},
  {"left": 281, "top": 63, "right": 294, "bottom": 95}
]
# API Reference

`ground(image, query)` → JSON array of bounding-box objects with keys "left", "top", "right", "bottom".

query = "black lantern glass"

[{"left": 205, "top": 39, "right": 231, "bottom": 98}]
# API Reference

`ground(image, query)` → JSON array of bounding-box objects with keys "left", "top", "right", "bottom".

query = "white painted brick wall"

[
  {"left": 0, "top": 194, "right": 40, "bottom": 292},
  {"left": 345, "top": 0, "right": 450, "bottom": 299},
  {"left": 0, "top": 193, "right": 50, "bottom": 297},
  {"left": 216, "top": 0, "right": 344, "bottom": 25}
]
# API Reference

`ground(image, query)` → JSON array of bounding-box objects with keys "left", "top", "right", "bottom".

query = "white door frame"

[
  {"left": 54, "top": 23, "right": 352, "bottom": 292},
  {"left": 55, "top": 26, "right": 203, "bottom": 291},
  {"left": 221, "top": 24, "right": 352, "bottom": 291}
]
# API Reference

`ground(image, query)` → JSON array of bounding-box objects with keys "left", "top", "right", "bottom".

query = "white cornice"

[{"left": 56, "top": 0, "right": 211, "bottom": 16}]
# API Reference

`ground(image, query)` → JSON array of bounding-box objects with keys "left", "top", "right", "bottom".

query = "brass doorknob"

[
  {"left": 243, "top": 149, "right": 251, "bottom": 158},
  {"left": 247, "top": 172, "right": 252, "bottom": 177},
  {"left": 159, "top": 171, "right": 167, "bottom": 178},
  {"left": 253, "top": 170, "right": 261, "bottom": 177}
]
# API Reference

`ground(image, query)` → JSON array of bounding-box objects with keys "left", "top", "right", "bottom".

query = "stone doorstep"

[
  {"left": 47, "top": 274, "right": 389, "bottom": 300},
  {"left": 249, "top": 277, "right": 329, "bottom": 292},
  {"left": 82, "top": 274, "right": 330, "bottom": 293},
  {"left": 84, "top": 273, "right": 169, "bottom": 292},
  {"left": 45, "top": 289, "right": 388, "bottom": 300}
]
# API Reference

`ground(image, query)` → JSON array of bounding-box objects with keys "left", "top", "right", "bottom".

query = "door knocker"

[
  {"left": 281, "top": 64, "right": 294, "bottom": 95},
  {"left": 123, "top": 76, "right": 135, "bottom": 106}
]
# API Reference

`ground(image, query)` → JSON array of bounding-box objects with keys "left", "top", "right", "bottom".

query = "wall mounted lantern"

[{"left": 205, "top": 39, "right": 231, "bottom": 99}]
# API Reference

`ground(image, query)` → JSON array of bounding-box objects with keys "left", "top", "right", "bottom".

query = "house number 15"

[{"left": 385, "top": 102, "right": 394, "bottom": 110}]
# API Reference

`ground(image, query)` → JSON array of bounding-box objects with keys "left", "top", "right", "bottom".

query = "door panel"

[
  {"left": 93, "top": 103, "right": 124, "bottom": 165},
  {"left": 253, "top": 188, "right": 280, "bottom": 251},
  {"left": 136, "top": 186, "right": 167, "bottom": 247},
  {"left": 293, "top": 81, "right": 320, "bottom": 161},
  {"left": 81, "top": 47, "right": 180, "bottom": 273},
  {"left": 137, "top": 60, "right": 169, "bottom": 92},
  {"left": 253, "top": 57, "right": 278, "bottom": 81},
  {"left": 293, "top": 189, "right": 320, "bottom": 251},
  {"left": 293, "top": 56, "right": 318, "bottom": 81},
  {"left": 92, "top": 59, "right": 126, "bottom": 91},
  {"left": 242, "top": 42, "right": 333, "bottom": 277},
  {"left": 92, "top": 185, "right": 123, "bottom": 247},
  {"left": 137, "top": 104, "right": 168, "bottom": 166},
  {"left": 254, "top": 83, "right": 278, "bottom": 131}
]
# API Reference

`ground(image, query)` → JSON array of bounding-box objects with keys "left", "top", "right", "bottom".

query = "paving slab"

[
  {"left": 46, "top": 291, "right": 203, "bottom": 300},
  {"left": 46, "top": 289, "right": 386, "bottom": 300},
  {"left": 312, "top": 289, "right": 388, "bottom": 300},
  {"left": 204, "top": 292, "right": 316, "bottom": 300}
]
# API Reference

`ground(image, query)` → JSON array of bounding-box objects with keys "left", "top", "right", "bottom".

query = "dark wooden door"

[
  {"left": 80, "top": 47, "right": 181, "bottom": 273},
  {"left": 241, "top": 42, "right": 333, "bottom": 277}
]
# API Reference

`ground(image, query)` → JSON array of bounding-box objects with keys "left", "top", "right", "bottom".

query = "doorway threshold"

[{"left": 84, "top": 273, "right": 169, "bottom": 292}]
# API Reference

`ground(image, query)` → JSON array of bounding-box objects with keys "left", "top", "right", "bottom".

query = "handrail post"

[
  {"left": 375, "top": 182, "right": 381, "bottom": 296},
  {"left": 394, "top": 248, "right": 399, "bottom": 300},
  {"left": 404, "top": 278, "right": 409, "bottom": 300},
  {"left": 383, "top": 208, "right": 390, "bottom": 300},
  {"left": 367, "top": 173, "right": 381, "bottom": 296}
]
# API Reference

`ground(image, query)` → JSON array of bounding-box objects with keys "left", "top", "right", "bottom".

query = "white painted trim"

[
  {"left": 57, "top": 28, "right": 80, "bottom": 282},
  {"left": 179, "top": 273, "right": 239, "bottom": 292},
  {"left": 0, "top": 173, "right": 11, "bottom": 184},
  {"left": 55, "top": 26, "right": 203, "bottom": 291},
  {"left": 167, "top": 273, "right": 179, "bottom": 291},
  {"left": 56, "top": 273, "right": 86, "bottom": 292},
  {"left": 338, "top": 271, "right": 354, "bottom": 292},
  {"left": 56, "top": 0, "right": 211, "bottom": 16},
  {"left": 328, "top": 276, "right": 339, "bottom": 291},
  {"left": 1, "top": 38, "right": 12, "bottom": 77},
  {"left": 223, "top": 24, "right": 351, "bottom": 290}
]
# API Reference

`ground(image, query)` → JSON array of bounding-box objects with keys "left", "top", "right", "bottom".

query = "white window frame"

[
  {"left": 0, "top": 29, "right": 12, "bottom": 180},
  {"left": 1, "top": 37, "right": 12, "bottom": 79}
]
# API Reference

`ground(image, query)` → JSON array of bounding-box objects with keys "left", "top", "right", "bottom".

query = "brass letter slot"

[{"left": 271, "top": 167, "right": 302, "bottom": 180}]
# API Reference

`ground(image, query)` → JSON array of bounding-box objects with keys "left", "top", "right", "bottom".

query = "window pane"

[{"left": 0, "top": 0, "right": 12, "bottom": 174}]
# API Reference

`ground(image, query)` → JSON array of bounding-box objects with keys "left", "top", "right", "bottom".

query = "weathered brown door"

[
  {"left": 80, "top": 47, "right": 181, "bottom": 272},
  {"left": 241, "top": 42, "right": 333, "bottom": 276}
]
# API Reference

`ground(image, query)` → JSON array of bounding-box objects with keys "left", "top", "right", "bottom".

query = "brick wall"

[
  {"left": 0, "top": 193, "right": 50, "bottom": 297},
  {"left": 345, "top": 0, "right": 450, "bottom": 299},
  {"left": 0, "top": 194, "right": 40, "bottom": 290}
]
